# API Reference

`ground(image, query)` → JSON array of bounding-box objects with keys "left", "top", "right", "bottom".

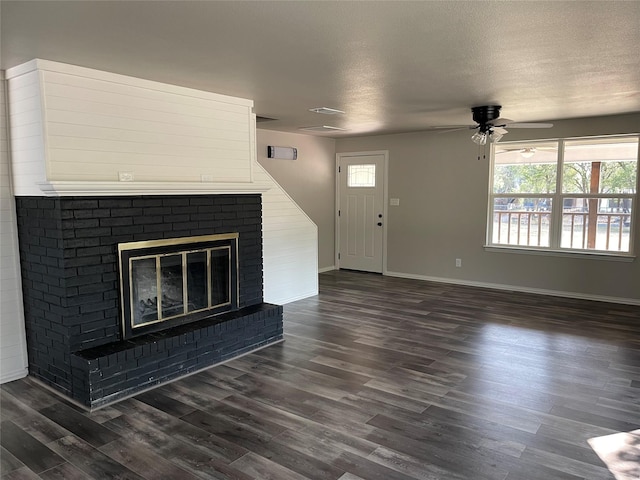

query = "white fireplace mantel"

[{"left": 37, "top": 180, "right": 270, "bottom": 197}]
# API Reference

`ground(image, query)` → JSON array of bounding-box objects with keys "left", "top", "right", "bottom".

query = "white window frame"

[{"left": 486, "top": 134, "right": 639, "bottom": 259}]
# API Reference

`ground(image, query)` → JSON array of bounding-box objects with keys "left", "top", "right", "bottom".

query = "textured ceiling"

[{"left": 2, "top": 1, "right": 639, "bottom": 137}]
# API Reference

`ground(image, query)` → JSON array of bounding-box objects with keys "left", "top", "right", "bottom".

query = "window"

[
  {"left": 348, "top": 164, "right": 376, "bottom": 187},
  {"left": 488, "top": 135, "right": 639, "bottom": 255}
]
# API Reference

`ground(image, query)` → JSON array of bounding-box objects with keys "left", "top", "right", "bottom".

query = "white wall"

[
  {"left": 7, "top": 60, "right": 255, "bottom": 195},
  {"left": 336, "top": 113, "right": 640, "bottom": 304},
  {"left": 0, "top": 72, "right": 29, "bottom": 383},
  {"left": 255, "top": 161, "right": 319, "bottom": 304},
  {"left": 257, "top": 129, "right": 336, "bottom": 270}
]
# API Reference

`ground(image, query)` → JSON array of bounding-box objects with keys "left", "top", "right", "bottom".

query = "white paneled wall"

[
  {"left": 0, "top": 72, "right": 29, "bottom": 383},
  {"left": 256, "top": 162, "right": 319, "bottom": 304},
  {"left": 6, "top": 70, "right": 47, "bottom": 196},
  {"left": 6, "top": 60, "right": 255, "bottom": 193}
]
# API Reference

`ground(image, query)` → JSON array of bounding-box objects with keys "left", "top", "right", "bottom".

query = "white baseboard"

[
  {"left": 384, "top": 271, "right": 640, "bottom": 306},
  {"left": 318, "top": 265, "right": 336, "bottom": 273},
  {"left": 0, "top": 367, "right": 29, "bottom": 385},
  {"left": 266, "top": 288, "right": 318, "bottom": 305}
]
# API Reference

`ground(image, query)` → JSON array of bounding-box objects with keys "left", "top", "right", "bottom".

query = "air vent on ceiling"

[
  {"left": 309, "top": 107, "right": 345, "bottom": 115},
  {"left": 299, "top": 125, "right": 346, "bottom": 132}
]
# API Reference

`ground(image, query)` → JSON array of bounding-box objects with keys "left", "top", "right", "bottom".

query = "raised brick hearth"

[{"left": 15, "top": 194, "right": 283, "bottom": 409}]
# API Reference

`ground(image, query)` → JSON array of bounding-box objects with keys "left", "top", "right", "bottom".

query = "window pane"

[
  {"left": 186, "top": 251, "right": 207, "bottom": 312},
  {"left": 561, "top": 197, "right": 632, "bottom": 252},
  {"left": 131, "top": 257, "right": 158, "bottom": 326},
  {"left": 492, "top": 198, "right": 552, "bottom": 247},
  {"left": 211, "top": 247, "right": 230, "bottom": 306},
  {"left": 493, "top": 142, "right": 558, "bottom": 194},
  {"left": 160, "top": 255, "right": 184, "bottom": 318},
  {"left": 348, "top": 164, "right": 376, "bottom": 187},
  {"left": 563, "top": 137, "right": 638, "bottom": 194}
]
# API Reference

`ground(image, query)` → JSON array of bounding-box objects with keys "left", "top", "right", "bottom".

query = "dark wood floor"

[{"left": 2, "top": 270, "right": 640, "bottom": 480}]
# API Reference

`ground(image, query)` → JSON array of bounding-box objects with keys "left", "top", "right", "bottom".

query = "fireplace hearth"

[{"left": 15, "top": 194, "right": 283, "bottom": 409}]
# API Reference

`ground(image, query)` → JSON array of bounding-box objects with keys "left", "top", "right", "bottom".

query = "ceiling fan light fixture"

[
  {"left": 489, "top": 131, "right": 504, "bottom": 143},
  {"left": 471, "top": 131, "right": 487, "bottom": 145},
  {"left": 519, "top": 147, "right": 537, "bottom": 158}
]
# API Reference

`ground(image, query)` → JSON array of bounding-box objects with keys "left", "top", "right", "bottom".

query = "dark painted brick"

[
  {"left": 133, "top": 198, "right": 163, "bottom": 207},
  {"left": 162, "top": 198, "right": 189, "bottom": 207},
  {"left": 111, "top": 225, "right": 144, "bottom": 236},
  {"left": 143, "top": 224, "right": 166, "bottom": 233},
  {"left": 110, "top": 208, "right": 143, "bottom": 217},
  {"left": 16, "top": 193, "right": 269, "bottom": 408},
  {"left": 189, "top": 197, "right": 215, "bottom": 206},
  {"left": 171, "top": 206, "right": 198, "bottom": 215},
  {"left": 136, "top": 215, "right": 164, "bottom": 225},
  {"left": 99, "top": 198, "right": 133, "bottom": 208},
  {"left": 100, "top": 217, "right": 133, "bottom": 227},
  {"left": 75, "top": 227, "right": 111, "bottom": 238},
  {"left": 62, "top": 199, "right": 99, "bottom": 210}
]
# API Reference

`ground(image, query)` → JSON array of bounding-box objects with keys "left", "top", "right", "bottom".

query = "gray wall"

[
  {"left": 256, "top": 129, "right": 336, "bottom": 270},
  {"left": 336, "top": 113, "right": 640, "bottom": 303}
]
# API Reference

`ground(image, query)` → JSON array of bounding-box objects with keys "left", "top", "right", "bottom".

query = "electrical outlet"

[
  {"left": 455, "top": 258, "right": 462, "bottom": 268},
  {"left": 201, "top": 174, "right": 214, "bottom": 182},
  {"left": 118, "top": 172, "right": 134, "bottom": 182}
]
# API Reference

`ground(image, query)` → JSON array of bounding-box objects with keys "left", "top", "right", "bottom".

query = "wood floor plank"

[
  {"left": 38, "top": 402, "right": 120, "bottom": 449},
  {"left": 230, "top": 452, "right": 307, "bottom": 480},
  {"left": 2, "top": 270, "right": 639, "bottom": 479},
  {"left": 46, "top": 435, "right": 145, "bottom": 480},
  {"left": 98, "top": 437, "right": 202, "bottom": 480},
  {"left": 1, "top": 445, "right": 26, "bottom": 477},
  {"left": 39, "top": 462, "right": 100, "bottom": 480},
  {"left": 110, "top": 399, "right": 249, "bottom": 464},
  {"left": 0, "top": 421, "right": 65, "bottom": 474}
]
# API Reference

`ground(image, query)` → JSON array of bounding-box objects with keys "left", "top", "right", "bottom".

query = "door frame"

[{"left": 335, "top": 150, "right": 389, "bottom": 274}]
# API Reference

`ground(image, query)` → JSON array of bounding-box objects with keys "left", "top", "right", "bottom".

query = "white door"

[{"left": 337, "top": 152, "right": 386, "bottom": 273}]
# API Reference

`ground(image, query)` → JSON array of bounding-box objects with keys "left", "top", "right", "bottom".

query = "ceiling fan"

[{"left": 437, "top": 105, "right": 553, "bottom": 145}]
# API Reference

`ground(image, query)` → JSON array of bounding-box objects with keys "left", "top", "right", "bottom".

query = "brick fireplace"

[{"left": 15, "top": 193, "right": 283, "bottom": 409}]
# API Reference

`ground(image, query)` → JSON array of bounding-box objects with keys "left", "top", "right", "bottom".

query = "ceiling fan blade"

[
  {"left": 432, "top": 124, "right": 476, "bottom": 129},
  {"left": 504, "top": 122, "right": 554, "bottom": 128},
  {"left": 492, "top": 127, "right": 508, "bottom": 134},
  {"left": 491, "top": 118, "right": 514, "bottom": 126},
  {"left": 436, "top": 126, "right": 478, "bottom": 134}
]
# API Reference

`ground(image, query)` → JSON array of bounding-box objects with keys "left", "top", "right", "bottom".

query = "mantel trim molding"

[{"left": 35, "top": 181, "right": 270, "bottom": 197}]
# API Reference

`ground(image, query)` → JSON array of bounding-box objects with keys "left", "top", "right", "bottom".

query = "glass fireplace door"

[{"left": 120, "top": 234, "right": 238, "bottom": 338}]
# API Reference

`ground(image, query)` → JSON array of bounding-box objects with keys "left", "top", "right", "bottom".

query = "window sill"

[{"left": 483, "top": 245, "right": 636, "bottom": 262}]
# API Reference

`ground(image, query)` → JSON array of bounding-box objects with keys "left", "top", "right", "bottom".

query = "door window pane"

[{"left": 348, "top": 164, "right": 376, "bottom": 187}]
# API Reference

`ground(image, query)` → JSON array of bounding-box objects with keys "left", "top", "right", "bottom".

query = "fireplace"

[
  {"left": 15, "top": 194, "right": 284, "bottom": 409},
  {"left": 118, "top": 234, "right": 239, "bottom": 339}
]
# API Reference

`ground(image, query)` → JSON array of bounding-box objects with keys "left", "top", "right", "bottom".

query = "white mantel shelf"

[{"left": 36, "top": 181, "right": 271, "bottom": 197}]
